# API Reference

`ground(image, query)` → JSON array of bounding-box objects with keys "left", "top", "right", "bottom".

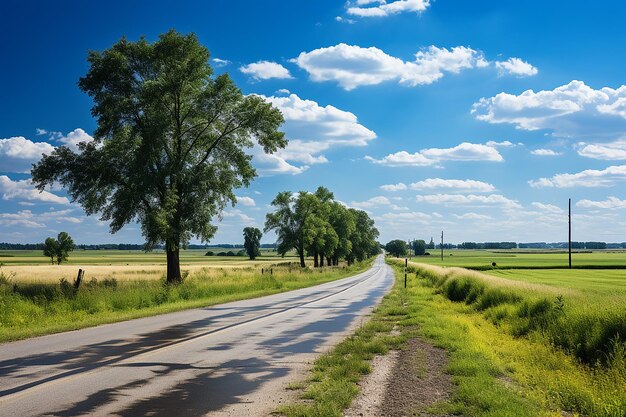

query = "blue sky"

[{"left": 2, "top": 0, "right": 626, "bottom": 245}]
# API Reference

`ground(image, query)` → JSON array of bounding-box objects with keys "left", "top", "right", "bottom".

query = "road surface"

[{"left": 0, "top": 255, "right": 394, "bottom": 416}]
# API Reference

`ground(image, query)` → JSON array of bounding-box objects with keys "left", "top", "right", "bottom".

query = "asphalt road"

[{"left": 0, "top": 255, "right": 394, "bottom": 417}]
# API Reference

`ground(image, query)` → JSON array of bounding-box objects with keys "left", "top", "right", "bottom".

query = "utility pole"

[
  {"left": 441, "top": 230, "right": 444, "bottom": 262},
  {"left": 568, "top": 198, "right": 572, "bottom": 269}
]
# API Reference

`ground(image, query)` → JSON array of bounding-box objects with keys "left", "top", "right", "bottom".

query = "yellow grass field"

[{"left": 0, "top": 249, "right": 302, "bottom": 282}]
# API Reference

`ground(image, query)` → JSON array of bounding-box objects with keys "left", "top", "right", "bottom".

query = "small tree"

[
  {"left": 243, "top": 227, "right": 262, "bottom": 260},
  {"left": 385, "top": 239, "right": 407, "bottom": 258},
  {"left": 43, "top": 232, "right": 75, "bottom": 265},
  {"left": 413, "top": 239, "right": 426, "bottom": 256},
  {"left": 43, "top": 237, "right": 58, "bottom": 264}
]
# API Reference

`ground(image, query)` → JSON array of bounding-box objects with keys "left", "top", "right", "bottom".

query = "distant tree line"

[{"left": 265, "top": 187, "right": 380, "bottom": 267}]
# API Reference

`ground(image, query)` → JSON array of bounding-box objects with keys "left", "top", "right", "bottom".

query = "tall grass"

[
  {"left": 389, "top": 261, "right": 626, "bottom": 417},
  {"left": 397, "top": 260, "right": 626, "bottom": 368},
  {"left": 0, "top": 260, "right": 372, "bottom": 342}
]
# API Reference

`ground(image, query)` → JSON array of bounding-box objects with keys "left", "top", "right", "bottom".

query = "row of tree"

[{"left": 264, "top": 187, "right": 380, "bottom": 267}]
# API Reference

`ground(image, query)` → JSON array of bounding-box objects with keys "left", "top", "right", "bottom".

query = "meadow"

[
  {"left": 0, "top": 248, "right": 296, "bottom": 282},
  {"left": 0, "top": 249, "right": 371, "bottom": 342}
]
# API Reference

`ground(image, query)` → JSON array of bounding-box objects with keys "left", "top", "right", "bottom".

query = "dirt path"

[{"left": 345, "top": 337, "right": 453, "bottom": 417}]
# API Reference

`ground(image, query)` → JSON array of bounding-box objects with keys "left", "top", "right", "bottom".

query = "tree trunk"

[
  {"left": 166, "top": 241, "right": 182, "bottom": 284},
  {"left": 298, "top": 245, "right": 305, "bottom": 268},
  {"left": 326, "top": 256, "right": 332, "bottom": 266},
  {"left": 314, "top": 252, "right": 319, "bottom": 267},
  {"left": 320, "top": 253, "right": 325, "bottom": 267}
]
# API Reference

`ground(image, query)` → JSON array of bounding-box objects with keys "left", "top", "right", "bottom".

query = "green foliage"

[
  {"left": 265, "top": 187, "right": 379, "bottom": 268},
  {"left": 412, "top": 239, "right": 426, "bottom": 256},
  {"left": 31, "top": 30, "right": 286, "bottom": 283},
  {"left": 43, "top": 232, "right": 75, "bottom": 265},
  {"left": 243, "top": 227, "right": 262, "bottom": 260},
  {"left": 385, "top": 239, "right": 407, "bottom": 258}
]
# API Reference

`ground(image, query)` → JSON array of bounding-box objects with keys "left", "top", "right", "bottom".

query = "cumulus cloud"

[
  {"left": 485, "top": 140, "right": 514, "bottom": 147},
  {"left": 0, "top": 136, "right": 55, "bottom": 173},
  {"left": 346, "top": 0, "right": 430, "bottom": 17},
  {"left": 57, "top": 128, "right": 94, "bottom": 152},
  {"left": 0, "top": 210, "right": 45, "bottom": 228},
  {"left": 495, "top": 57, "right": 538, "bottom": 77},
  {"left": 529, "top": 165, "right": 626, "bottom": 188},
  {"left": 472, "top": 80, "right": 626, "bottom": 138},
  {"left": 240, "top": 61, "right": 293, "bottom": 80},
  {"left": 415, "top": 193, "right": 522, "bottom": 209},
  {"left": 236, "top": 196, "right": 256, "bottom": 206},
  {"left": 292, "top": 44, "right": 487, "bottom": 90},
  {"left": 531, "top": 202, "right": 564, "bottom": 213},
  {"left": 577, "top": 140, "right": 626, "bottom": 160},
  {"left": 409, "top": 178, "right": 496, "bottom": 192},
  {"left": 380, "top": 183, "right": 408, "bottom": 192},
  {"left": 254, "top": 93, "right": 376, "bottom": 174},
  {"left": 576, "top": 196, "right": 626, "bottom": 209},
  {"left": 350, "top": 196, "right": 391, "bottom": 209},
  {"left": 365, "top": 142, "right": 503, "bottom": 167},
  {"left": 221, "top": 209, "right": 255, "bottom": 224},
  {"left": 531, "top": 148, "right": 562, "bottom": 156},
  {"left": 0, "top": 175, "right": 69, "bottom": 204}
]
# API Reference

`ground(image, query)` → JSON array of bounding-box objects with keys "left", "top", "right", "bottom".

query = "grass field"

[
  {"left": 0, "top": 249, "right": 371, "bottom": 342},
  {"left": 408, "top": 249, "right": 626, "bottom": 269},
  {"left": 0, "top": 248, "right": 300, "bottom": 282},
  {"left": 387, "top": 257, "right": 626, "bottom": 416}
]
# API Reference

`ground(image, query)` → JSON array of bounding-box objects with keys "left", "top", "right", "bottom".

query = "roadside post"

[{"left": 404, "top": 258, "right": 407, "bottom": 288}]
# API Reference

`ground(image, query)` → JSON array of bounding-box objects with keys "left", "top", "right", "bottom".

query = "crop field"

[
  {"left": 0, "top": 249, "right": 300, "bottom": 282},
  {"left": 387, "top": 256, "right": 626, "bottom": 416},
  {"left": 409, "top": 248, "right": 626, "bottom": 269}
]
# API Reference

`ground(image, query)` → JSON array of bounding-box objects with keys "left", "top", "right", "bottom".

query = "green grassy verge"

[
  {"left": 0, "top": 260, "right": 372, "bottom": 342},
  {"left": 279, "top": 260, "right": 625, "bottom": 417},
  {"left": 394, "top": 260, "right": 626, "bottom": 417}
]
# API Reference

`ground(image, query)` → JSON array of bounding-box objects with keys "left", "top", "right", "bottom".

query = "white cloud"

[
  {"left": 293, "top": 44, "right": 487, "bottom": 90},
  {"left": 212, "top": 58, "right": 230, "bottom": 67},
  {"left": 335, "top": 16, "right": 356, "bottom": 24},
  {"left": 0, "top": 175, "right": 69, "bottom": 204},
  {"left": 254, "top": 93, "right": 376, "bottom": 174},
  {"left": 485, "top": 140, "right": 514, "bottom": 147},
  {"left": 495, "top": 57, "right": 538, "bottom": 77},
  {"left": 0, "top": 136, "right": 55, "bottom": 173},
  {"left": 531, "top": 148, "right": 562, "bottom": 156},
  {"left": 275, "top": 88, "right": 291, "bottom": 95},
  {"left": 0, "top": 208, "right": 83, "bottom": 229},
  {"left": 472, "top": 80, "right": 626, "bottom": 138},
  {"left": 57, "top": 128, "right": 94, "bottom": 152},
  {"left": 577, "top": 140, "right": 626, "bottom": 160},
  {"left": 415, "top": 193, "right": 522, "bottom": 209},
  {"left": 236, "top": 196, "right": 256, "bottom": 206},
  {"left": 240, "top": 61, "right": 293, "bottom": 80},
  {"left": 221, "top": 209, "right": 255, "bottom": 224},
  {"left": 366, "top": 142, "right": 503, "bottom": 167},
  {"left": 346, "top": 0, "right": 430, "bottom": 17},
  {"left": 531, "top": 202, "right": 564, "bottom": 213},
  {"left": 380, "top": 183, "right": 408, "bottom": 192},
  {"left": 0, "top": 210, "right": 45, "bottom": 228},
  {"left": 410, "top": 178, "right": 496, "bottom": 192},
  {"left": 576, "top": 197, "right": 626, "bottom": 209},
  {"left": 454, "top": 212, "right": 492, "bottom": 220},
  {"left": 529, "top": 165, "right": 626, "bottom": 188},
  {"left": 350, "top": 196, "right": 391, "bottom": 209}
]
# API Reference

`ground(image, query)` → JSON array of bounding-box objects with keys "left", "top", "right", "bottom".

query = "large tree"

[
  {"left": 243, "top": 227, "right": 262, "bottom": 260},
  {"left": 385, "top": 239, "right": 408, "bottom": 258},
  {"left": 32, "top": 31, "right": 286, "bottom": 283}
]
